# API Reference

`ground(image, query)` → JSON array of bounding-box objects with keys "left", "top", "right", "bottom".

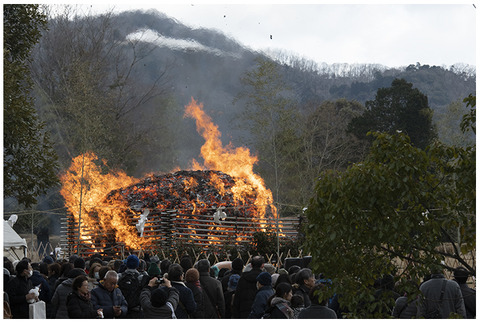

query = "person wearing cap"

[
  {"left": 221, "top": 257, "right": 244, "bottom": 292},
  {"left": 50, "top": 268, "right": 87, "bottom": 318},
  {"left": 453, "top": 267, "right": 475, "bottom": 318},
  {"left": 140, "top": 275, "right": 179, "bottom": 318},
  {"left": 117, "top": 255, "right": 145, "bottom": 318},
  {"left": 224, "top": 274, "right": 240, "bottom": 318},
  {"left": 233, "top": 255, "right": 265, "bottom": 318},
  {"left": 91, "top": 270, "right": 128, "bottom": 318},
  {"left": 248, "top": 272, "right": 274, "bottom": 318},
  {"left": 5, "top": 259, "right": 36, "bottom": 319}
]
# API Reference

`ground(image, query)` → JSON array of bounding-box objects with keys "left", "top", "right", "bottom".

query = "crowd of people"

[{"left": 3, "top": 253, "right": 476, "bottom": 319}]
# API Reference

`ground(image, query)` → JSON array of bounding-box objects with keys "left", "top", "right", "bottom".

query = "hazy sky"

[{"left": 80, "top": 1, "right": 475, "bottom": 68}]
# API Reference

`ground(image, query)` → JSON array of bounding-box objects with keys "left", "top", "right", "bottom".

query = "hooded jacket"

[
  {"left": 232, "top": 267, "right": 263, "bottom": 318},
  {"left": 199, "top": 271, "right": 225, "bottom": 318},
  {"left": 140, "top": 286, "right": 179, "bottom": 319},
  {"left": 50, "top": 277, "right": 74, "bottom": 318}
]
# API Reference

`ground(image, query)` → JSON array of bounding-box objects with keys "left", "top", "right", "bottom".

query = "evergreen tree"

[
  {"left": 348, "top": 78, "right": 437, "bottom": 149},
  {"left": 4, "top": 4, "right": 59, "bottom": 207}
]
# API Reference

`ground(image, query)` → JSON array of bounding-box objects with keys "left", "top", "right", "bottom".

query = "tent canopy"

[{"left": 4, "top": 220, "right": 27, "bottom": 249}]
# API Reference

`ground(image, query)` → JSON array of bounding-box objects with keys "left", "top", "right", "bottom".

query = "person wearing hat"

[
  {"left": 50, "top": 268, "right": 87, "bottom": 318},
  {"left": 140, "top": 275, "right": 179, "bottom": 318},
  {"left": 453, "top": 267, "right": 476, "bottom": 318},
  {"left": 5, "top": 259, "right": 36, "bottom": 319},
  {"left": 248, "top": 272, "right": 274, "bottom": 318},
  {"left": 117, "top": 255, "right": 145, "bottom": 318},
  {"left": 221, "top": 257, "right": 244, "bottom": 292},
  {"left": 224, "top": 274, "right": 240, "bottom": 318}
]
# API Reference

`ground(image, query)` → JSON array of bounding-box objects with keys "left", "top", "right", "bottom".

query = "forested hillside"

[{"left": 7, "top": 7, "right": 475, "bottom": 231}]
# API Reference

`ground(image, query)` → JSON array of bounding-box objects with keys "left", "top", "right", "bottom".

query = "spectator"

[
  {"left": 47, "top": 262, "right": 61, "bottom": 292},
  {"left": 248, "top": 272, "right": 274, "bottom": 318},
  {"left": 453, "top": 267, "right": 475, "bottom": 318},
  {"left": 168, "top": 263, "right": 196, "bottom": 318},
  {"left": 138, "top": 259, "right": 147, "bottom": 275},
  {"left": 298, "top": 283, "right": 337, "bottom": 319},
  {"left": 391, "top": 280, "right": 420, "bottom": 319},
  {"left": 290, "top": 294, "right": 305, "bottom": 318},
  {"left": 197, "top": 259, "right": 225, "bottom": 318},
  {"left": 54, "top": 262, "right": 74, "bottom": 291},
  {"left": 5, "top": 260, "right": 36, "bottom": 319},
  {"left": 221, "top": 258, "right": 244, "bottom": 292},
  {"left": 263, "top": 282, "right": 294, "bottom": 319},
  {"left": 117, "top": 255, "right": 144, "bottom": 318},
  {"left": 275, "top": 273, "right": 293, "bottom": 289},
  {"left": 232, "top": 255, "right": 265, "bottom": 318},
  {"left": 185, "top": 268, "right": 204, "bottom": 318},
  {"left": 160, "top": 259, "right": 172, "bottom": 276},
  {"left": 224, "top": 274, "right": 240, "bottom": 319},
  {"left": 148, "top": 262, "right": 161, "bottom": 278},
  {"left": 293, "top": 268, "right": 316, "bottom": 307},
  {"left": 31, "top": 262, "right": 52, "bottom": 303},
  {"left": 180, "top": 255, "right": 193, "bottom": 273},
  {"left": 113, "top": 259, "right": 123, "bottom": 272},
  {"left": 87, "top": 263, "right": 101, "bottom": 291},
  {"left": 419, "top": 268, "right": 466, "bottom": 318},
  {"left": 50, "top": 268, "right": 86, "bottom": 318},
  {"left": 140, "top": 276, "right": 179, "bottom": 318},
  {"left": 263, "top": 263, "right": 276, "bottom": 275},
  {"left": 97, "top": 266, "right": 110, "bottom": 281},
  {"left": 91, "top": 270, "right": 128, "bottom": 318},
  {"left": 372, "top": 274, "right": 400, "bottom": 317},
  {"left": 73, "top": 257, "right": 85, "bottom": 271},
  {"left": 66, "top": 275, "right": 103, "bottom": 318}
]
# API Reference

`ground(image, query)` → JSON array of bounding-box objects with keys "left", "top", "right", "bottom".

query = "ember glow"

[{"left": 60, "top": 98, "right": 277, "bottom": 251}]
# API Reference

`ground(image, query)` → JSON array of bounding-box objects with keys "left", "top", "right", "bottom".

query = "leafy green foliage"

[
  {"left": 4, "top": 4, "right": 59, "bottom": 207},
  {"left": 460, "top": 94, "right": 476, "bottom": 134},
  {"left": 304, "top": 129, "right": 475, "bottom": 318},
  {"left": 348, "top": 78, "right": 437, "bottom": 149}
]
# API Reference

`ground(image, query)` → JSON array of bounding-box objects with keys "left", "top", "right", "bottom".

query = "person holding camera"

[{"left": 140, "top": 276, "right": 179, "bottom": 318}]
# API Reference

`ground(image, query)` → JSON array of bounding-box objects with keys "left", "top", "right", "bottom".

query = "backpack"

[{"left": 118, "top": 272, "right": 141, "bottom": 309}]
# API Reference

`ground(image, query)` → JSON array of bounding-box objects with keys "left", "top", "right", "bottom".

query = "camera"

[{"left": 156, "top": 278, "right": 164, "bottom": 284}]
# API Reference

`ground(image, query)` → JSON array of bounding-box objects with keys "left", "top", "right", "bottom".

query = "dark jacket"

[
  {"left": 171, "top": 281, "right": 197, "bottom": 318},
  {"left": 50, "top": 277, "right": 74, "bottom": 318},
  {"left": 5, "top": 275, "right": 32, "bottom": 319},
  {"left": 199, "top": 271, "right": 225, "bottom": 318},
  {"left": 186, "top": 280, "right": 205, "bottom": 318},
  {"left": 232, "top": 267, "right": 262, "bottom": 318},
  {"left": 264, "top": 297, "right": 294, "bottom": 319},
  {"left": 66, "top": 291, "right": 98, "bottom": 318},
  {"left": 30, "top": 271, "right": 51, "bottom": 303},
  {"left": 249, "top": 285, "right": 274, "bottom": 318},
  {"left": 90, "top": 283, "right": 128, "bottom": 318},
  {"left": 294, "top": 284, "right": 311, "bottom": 308},
  {"left": 298, "top": 304, "right": 338, "bottom": 319},
  {"left": 140, "top": 286, "right": 179, "bottom": 319},
  {"left": 458, "top": 283, "right": 475, "bottom": 318},
  {"left": 221, "top": 269, "right": 242, "bottom": 292},
  {"left": 419, "top": 275, "right": 466, "bottom": 318},
  {"left": 392, "top": 296, "right": 419, "bottom": 319}
]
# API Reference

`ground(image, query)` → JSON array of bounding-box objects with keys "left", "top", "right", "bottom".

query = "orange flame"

[
  {"left": 184, "top": 98, "right": 277, "bottom": 220},
  {"left": 60, "top": 152, "right": 153, "bottom": 249},
  {"left": 61, "top": 98, "right": 277, "bottom": 250}
]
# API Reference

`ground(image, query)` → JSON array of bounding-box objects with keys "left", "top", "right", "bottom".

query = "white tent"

[{"left": 3, "top": 220, "right": 27, "bottom": 261}]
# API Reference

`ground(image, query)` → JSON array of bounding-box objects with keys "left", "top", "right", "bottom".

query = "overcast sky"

[{"left": 82, "top": 1, "right": 476, "bottom": 68}]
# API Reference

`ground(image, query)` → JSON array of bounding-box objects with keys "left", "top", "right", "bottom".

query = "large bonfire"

[{"left": 60, "top": 98, "right": 277, "bottom": 252}]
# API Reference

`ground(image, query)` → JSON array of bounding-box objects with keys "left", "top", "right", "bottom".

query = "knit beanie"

[
  {"left": 126, "top": 255, "right": 139, "bottom": 269},
  {"left": 151, "top": 287, "right": 168, "bottom": 307},
  {"left": 74, "top": 257, "right": 86, "bottom": 269},
  {"left": 148, "top": 263, "right": 161, "bottom": 277},
  {"left": 256, "top": 272, "right": 272, "bottom": 286},
  {"left": 232, "top": 258, "right": 244, "bottom": 271}
]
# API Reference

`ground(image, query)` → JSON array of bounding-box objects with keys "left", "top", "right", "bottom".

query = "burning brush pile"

[{"left": 60, "top": 98, "right": 278, "bottom": 255}]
